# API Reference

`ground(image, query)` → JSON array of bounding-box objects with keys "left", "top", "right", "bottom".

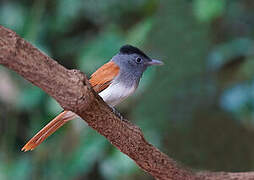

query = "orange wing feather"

[
  {"left": 89, "top": 61, "right": 120, "bottom": 93},
  {"left": 22, "top": 61, "right": 119, "bottom": 152}
]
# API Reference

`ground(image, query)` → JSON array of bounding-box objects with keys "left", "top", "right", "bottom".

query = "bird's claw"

[{"left": 111, "top": 107, "right": 123, "bottom": 120}]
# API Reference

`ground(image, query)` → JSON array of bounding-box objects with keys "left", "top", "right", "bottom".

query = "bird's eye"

[{"left": 135, "top": 57, "right": 142, "bottom": 63}]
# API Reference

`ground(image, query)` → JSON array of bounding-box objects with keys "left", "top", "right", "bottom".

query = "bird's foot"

[{"left": 111, "top": 107, "right": 123, "bottom": 120}]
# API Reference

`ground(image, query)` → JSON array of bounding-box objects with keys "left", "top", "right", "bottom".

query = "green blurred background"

[{"left": 1, "top": 0, "right": 254, "bottom": 179}]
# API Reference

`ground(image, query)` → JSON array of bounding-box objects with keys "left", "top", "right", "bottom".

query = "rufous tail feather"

[{"left": 21, "top": 111, "right": 76, "bottom": 152}]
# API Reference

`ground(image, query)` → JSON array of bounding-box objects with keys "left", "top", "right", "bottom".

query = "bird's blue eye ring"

[{"left": 136, "top": 57, "right": 142, "bottom": 63}]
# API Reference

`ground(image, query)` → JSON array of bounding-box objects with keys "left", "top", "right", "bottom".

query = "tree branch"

[{"left": 0, "top": 25, "right": 254, "bottom": 180}]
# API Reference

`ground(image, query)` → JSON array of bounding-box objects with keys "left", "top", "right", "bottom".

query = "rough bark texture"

[
  {"left": 197, "top": 172, "right": 254, "bottom": 180},
  {"left": 0, "top": 25, "right": 254, "bottom": 180}
]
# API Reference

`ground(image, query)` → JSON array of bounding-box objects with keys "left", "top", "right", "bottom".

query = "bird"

[{"left": 21, "top": 45, "right": 163, "bottom": 152}]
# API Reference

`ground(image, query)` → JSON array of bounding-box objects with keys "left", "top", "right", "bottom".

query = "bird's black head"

[
  {"left": 112, "top": 44, "right": 163, "bottom": 77},
  {"left": 119, "top": 45, "right": 150, "bottom": 60}
]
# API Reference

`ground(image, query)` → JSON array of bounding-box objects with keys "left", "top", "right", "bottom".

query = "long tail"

[{"left": 21, "top": 111, "right": 76, "bottom": 152}]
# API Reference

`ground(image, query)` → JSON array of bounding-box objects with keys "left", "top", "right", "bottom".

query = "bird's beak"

[{"left": 146, "top": 59, "right": 164, "bottom": 66}]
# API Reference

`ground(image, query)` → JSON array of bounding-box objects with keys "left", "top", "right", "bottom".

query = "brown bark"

[
  {"left": 197, "top": 172, "right": 254, "bottom": 180},
  {"left": 0, "top": 25, "right": 254, "bottom": 180}
]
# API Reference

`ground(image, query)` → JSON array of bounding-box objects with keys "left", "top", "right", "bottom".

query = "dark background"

[{"left": 1, "top": 0, "right": 254, "bottom": 179}]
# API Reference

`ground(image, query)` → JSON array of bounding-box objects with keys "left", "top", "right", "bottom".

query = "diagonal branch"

[{"left": 1, "top": 25, "right": 254, "bottom": 180}]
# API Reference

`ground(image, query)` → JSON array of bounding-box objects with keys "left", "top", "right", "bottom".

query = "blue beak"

[{"left": 146, "top": 59, "right": 164, "bottom": 66}]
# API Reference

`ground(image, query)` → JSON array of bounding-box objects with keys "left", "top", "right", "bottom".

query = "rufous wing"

[{"left": 89, "top": 61, "right": 120, "bottom": 93}]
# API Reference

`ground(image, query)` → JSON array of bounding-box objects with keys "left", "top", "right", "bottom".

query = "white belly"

[{"left": 99, "top": 82, "right": 136, "bottom": 107}]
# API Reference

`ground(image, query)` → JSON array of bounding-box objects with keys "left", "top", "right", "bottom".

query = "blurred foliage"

[{"left": 1, "top": 0, "right": 254, "bottom": 179}]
